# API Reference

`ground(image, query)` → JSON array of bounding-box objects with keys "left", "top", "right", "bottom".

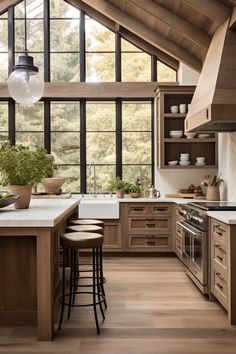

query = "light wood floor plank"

[{"left": 0, "top": 256, "right": 235, "bottom": 353}]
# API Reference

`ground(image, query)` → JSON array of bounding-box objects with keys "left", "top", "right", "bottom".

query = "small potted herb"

[
  {"left": 127, "top": 183, "right": 141, "bottom": 198},
  {"left": 107, "top": 176, "right": 126, "bottom": 198},
  {"left": 41, "top": 155, "right": 65, "bottom": 194}
]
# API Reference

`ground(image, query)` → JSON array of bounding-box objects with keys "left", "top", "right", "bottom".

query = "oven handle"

[{"left": 176, "top": 221, "right": 204, "bottom": 236}]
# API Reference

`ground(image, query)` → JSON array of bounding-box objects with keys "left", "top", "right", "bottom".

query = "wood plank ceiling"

[{"left": 0, "top": 0, "right": 235, "bottom": 72}]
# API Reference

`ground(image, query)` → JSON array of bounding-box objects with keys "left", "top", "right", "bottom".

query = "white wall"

[
  {"left": 178, "top": 63, "right": 200, "bottom": 85},
  {"left": 218, "top": 133, "right": 236, "bottom": 201},
  {"left": 154, "top": 63, "right": 217, "bottom": 195}
]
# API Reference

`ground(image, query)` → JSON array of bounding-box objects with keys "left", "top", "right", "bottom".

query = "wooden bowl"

[
  {"left": 129, "top": 193, "right": 141, "bottom": 198},
  {"left": 0, "top": 194, "right": 20, "bottom": 208}
]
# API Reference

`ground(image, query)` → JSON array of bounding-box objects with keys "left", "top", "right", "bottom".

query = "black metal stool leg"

[
  {"left": 99, "top": 246, "right": 107, "bottom": 309},
  {"left": 96, "top": 247, "right": 105, "bottom": 320},
  {"left": 58, "top": 248, "right": 66, "bottom": 331},
  {"left": 92, "top": 248, "right": 100, "bottom": 334},
  {"left": 68, "top": 248, "right": 74, "bottom": 319},
  {"left": 72, "top": 249, "right": 77, "bottom": 305}
]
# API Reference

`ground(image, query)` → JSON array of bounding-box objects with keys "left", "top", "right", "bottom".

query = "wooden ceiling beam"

[
  {"left": 0, "top": 0, "right": 21, "bottom": 15},
  {"left": 74, "top": 0, "right": 202, "bottom": 71},
  {"left": 129, "top": 0, "right": 211, "bottom": 49},
  {"left": 182, "top": 0, "right": 232, "bottom": 24},
  {"left": 66, "top": 0, "right": 179, "bottom": 70}
]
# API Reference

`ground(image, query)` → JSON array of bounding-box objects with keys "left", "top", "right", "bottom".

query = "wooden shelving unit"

[{"left": 155, "top": 86, "right": 218, "bottom": 169}]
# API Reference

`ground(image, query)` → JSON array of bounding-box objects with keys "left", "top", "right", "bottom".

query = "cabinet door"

[{"left": 103, "top": 221, "right": 122, "bottom": 250}]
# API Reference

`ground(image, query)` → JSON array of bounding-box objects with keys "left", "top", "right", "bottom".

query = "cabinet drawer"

[
  {"left": 128, "top": 235, "right": 170, "bottom": 249},
  {"left": 150, "top": 204, "right": 171, "bottom": 215},
  {"left": 212, "top": 241, "right": 228, "bottom": 269},
  {"left": 211, "top": 219, "right": 228, "bottom": 247},
  {"left": 128, "top": 216, "right": 171, "bottom": 233},
  {"left": 211, "top": 265, "right": 228, "bottom": 310},
  {"left": 128, "top": 204, "right": 148, "bottom": 215}
]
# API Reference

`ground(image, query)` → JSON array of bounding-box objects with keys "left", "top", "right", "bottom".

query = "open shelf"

[{"left": 155, "top": 86, "right": 218, "bottom": 169}]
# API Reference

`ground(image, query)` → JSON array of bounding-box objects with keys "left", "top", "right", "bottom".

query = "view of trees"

[{"left": 0, "top": 0, "right": 177, "bottom": 192}]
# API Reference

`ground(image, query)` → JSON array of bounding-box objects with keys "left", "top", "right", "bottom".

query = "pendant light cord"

[{"left": 24, "top": 0, "right": 28, "bottom": 54}]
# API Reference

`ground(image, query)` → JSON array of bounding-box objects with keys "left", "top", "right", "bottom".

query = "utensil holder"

[{"left": 206, "top": 186, "right": 220, "bottom": 201}]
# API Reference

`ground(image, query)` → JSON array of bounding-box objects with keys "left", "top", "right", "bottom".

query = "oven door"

[{"left": 177, "top": 221, "right": 206, "bottom": 285}]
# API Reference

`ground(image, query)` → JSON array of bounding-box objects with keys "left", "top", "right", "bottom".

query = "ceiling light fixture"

[{"left": 8, "top": 0, "right": 44, "bottom": 105}]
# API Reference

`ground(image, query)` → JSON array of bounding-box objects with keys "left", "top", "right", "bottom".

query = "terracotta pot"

[
  {"left": 115, "top": 189, "right": 124, "bottom": 198},
  {"left": 206, "top": 186, "right": 220, "bottom": 201},
  {"left": 42, "top": 178, "right": 65, "bottom": 194},
  {"left": 9, "top": 185, "right": 32, "bottom": 209}
]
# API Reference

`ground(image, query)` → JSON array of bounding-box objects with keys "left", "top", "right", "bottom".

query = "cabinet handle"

[
  {"left": 214, "top": 225, "right": 223, "bottom": 236},
  {"left": 146, "top": 236, "right": 156, "bottom": 245},
  {"left": 216, "top": 255, "right": 223, "bottom": 262},
  {"left": 146, "top": 223, "right": 155, "bottom": 228},
  {"left": 216, "top": 283, "right": 223, "bottom": 291},
  {"left": 153, "top": 207, "right": 167, "bottom": 212},
  {"left": 215, "top": 244, "right": 225, "bottom": 253},
  {"left": 132, "top": 207, "right": 144, "bottom": 212}
]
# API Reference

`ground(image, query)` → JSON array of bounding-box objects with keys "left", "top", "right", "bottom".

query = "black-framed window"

[{"left": 1, "top": 0, "right": 177, "bottom": 192}]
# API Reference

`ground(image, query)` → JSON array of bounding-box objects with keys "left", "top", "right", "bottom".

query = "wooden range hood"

[{"left": 185, "top": 17, "right": 236, "bottom": 132}]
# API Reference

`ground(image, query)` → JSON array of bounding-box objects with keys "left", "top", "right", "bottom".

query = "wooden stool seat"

[
  {"left": 70, "top": 219, "right": 104, "bottom": 226},
  {"left": 67, "top": 224, "right": 103, "bottom": 234},
  {"left": 61, "top": 232, "right": 103, "bottom": 249}
]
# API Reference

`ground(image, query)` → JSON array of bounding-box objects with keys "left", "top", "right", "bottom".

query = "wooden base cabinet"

[
  {"left": 210, "top": 218, "right": 236, "bottom": 324},
  {"left": 103, "top": 220, "right": 122, "bottom": 251},
  {"left": 121, "top": 203, "right": 173, "bottom": 252}
]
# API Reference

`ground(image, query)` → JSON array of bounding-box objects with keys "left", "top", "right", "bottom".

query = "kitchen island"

[{"left": 0, "top": 199, "right": 79, "bottom": 341}]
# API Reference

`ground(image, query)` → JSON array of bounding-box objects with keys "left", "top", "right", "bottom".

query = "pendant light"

[{"left": 8, "top": 0, "right": 44, "bottom": 105}]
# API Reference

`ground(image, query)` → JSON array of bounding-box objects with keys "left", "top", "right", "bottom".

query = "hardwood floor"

[{"left": 1, "top": 256, "right": 236, "bottom": 353}]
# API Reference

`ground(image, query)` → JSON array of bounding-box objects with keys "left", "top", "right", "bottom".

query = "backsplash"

[{"left": 218, "top": 132, "right": 236, "bottom": 201}]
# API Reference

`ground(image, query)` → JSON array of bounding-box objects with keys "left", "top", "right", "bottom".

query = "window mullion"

[
  {"left": 116, "top": 98, "right": 122, "bottom": 178},
  {"left": 80, "top": 99, "right": 86, "bottom": 193}
]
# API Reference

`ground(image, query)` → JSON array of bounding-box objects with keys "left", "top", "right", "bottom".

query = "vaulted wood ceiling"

[
  {"left": 1, "top": 0, "right": 236, "bottom": 72},
  {"left": 66, "top": 0, "right": 236, "bottom": 72}
]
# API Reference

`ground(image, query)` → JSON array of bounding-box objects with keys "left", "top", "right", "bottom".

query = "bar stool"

[
  {"left": 58, "top": 232, "right": 105, "bottom": 334},
  {"left": 70, "top": 219, "right": 104, "bottom": 227},
  {"left": 66, "top": 224, "right": 107, "bottom": 309}
]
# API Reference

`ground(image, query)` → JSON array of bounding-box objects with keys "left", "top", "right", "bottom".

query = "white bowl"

[
  {"left": 184, "top": 132, "right": 196, "bottom": 139},
  {"left": 170, "top": 130, "right": 183, "bottom": 138},
  {"left": 196, "top": 157, "right": 205, "bottom": 163},
  {"left": 168, "top": 160, "right": 178, "bottom": 165},
  {"left": 179, "top": 160, "right": 191, "bottom": 166},
  {"left": 197, "top": 134, "right": 210, "bottom": 139},
  {"left": 170, "top": 106, "right": 178, "bottom": 113}
]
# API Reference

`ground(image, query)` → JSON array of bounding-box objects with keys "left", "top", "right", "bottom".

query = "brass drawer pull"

[
  {"left": 153, "top": 207, "right": 167, "bottom": 212},
  {"left": 216, "top": 255, "right": 223, "bottom": 262},
  {"left": 216, "top": 283, "right": 223, "bottom": 291},
  {"left": 146, "top": 236, "right": 156, "bottom": 245}
]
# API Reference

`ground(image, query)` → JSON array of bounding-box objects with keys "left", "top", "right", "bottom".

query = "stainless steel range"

[{"left": 177, "top": 201, "right": 236, "bottom": 295}]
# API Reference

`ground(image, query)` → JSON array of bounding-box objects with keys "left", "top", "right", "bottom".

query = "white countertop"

[
  {"left": 0, "top": 199, "right": 79, "bottom": 227},
  {"left": 207, "top": 211, "right": 236, "bottom": 225},
  {"left": 117, "top": 197, "right": 195, "bottom": 204}
]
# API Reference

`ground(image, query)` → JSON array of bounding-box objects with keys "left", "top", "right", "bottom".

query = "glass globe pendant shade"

[{"left": 8, "top": 54, "right": 44, "bottom": 105}]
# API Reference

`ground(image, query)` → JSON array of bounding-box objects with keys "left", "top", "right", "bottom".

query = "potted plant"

[
  {"left": 41, "top": 155, "right": 65, "bottom": 194},
  {"left": 107, "top": 176, "right": 126, "bottom": 198},
  {"left": 126, "top": 183, "right": 141, "bottom": 198},
  {"left": 0, "top": 142, "right": 54, "bottom": 209}
]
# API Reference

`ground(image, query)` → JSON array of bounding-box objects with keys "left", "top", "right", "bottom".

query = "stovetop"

[{"left": 188, "top": 201, "right": 236, "bottom": 211}]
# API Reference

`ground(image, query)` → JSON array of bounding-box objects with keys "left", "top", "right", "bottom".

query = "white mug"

[
  {"left": 196, "top": 157, "right": 205, "bottom": 163},
  {"left": 170, "top": 105, "right": 178, "bottom": 113},
  {"left": 179, "top": 104, "right": 187, "bottom": 113}
]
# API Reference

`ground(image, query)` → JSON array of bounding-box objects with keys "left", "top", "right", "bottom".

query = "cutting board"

[
  {"left": 164, "top": 193, "right": 205, "bottom": 199},
  {"left": 32, "top": 192, "right": 71, "bottom": 199}
]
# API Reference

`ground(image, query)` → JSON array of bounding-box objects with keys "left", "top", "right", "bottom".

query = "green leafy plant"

[
  {"left": 126, "top": 183, "right": 141, "bottom": 194},
  {"left": 107, "top": 176, "right": 127, "bottom": 193},
  {"left": 0, "top": 142, "right": 55, "bottom": 186}
]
